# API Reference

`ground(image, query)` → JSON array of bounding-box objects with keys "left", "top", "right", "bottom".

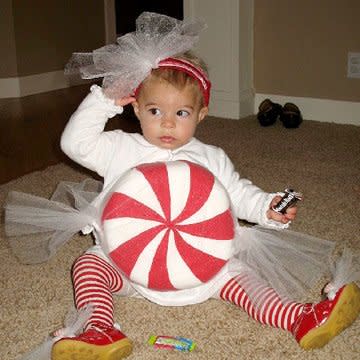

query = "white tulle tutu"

[
  {"left": 4, "top": 178, "right": 358, "bottom": 305},
  {"left": 5, "top": 179, "right": 102, "bottom": 264}
]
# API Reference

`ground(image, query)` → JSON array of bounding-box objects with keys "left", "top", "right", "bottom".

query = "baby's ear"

[
  {"left": 132, "top": 101, "right": 140, "bottom": 117},
  {"left": 198, "top": 106, "right": 209, "bottom": 123}
]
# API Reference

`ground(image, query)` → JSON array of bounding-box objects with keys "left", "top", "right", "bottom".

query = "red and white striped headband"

[{"left": 136, "top": 57, "right": 211, "bottom": 106}]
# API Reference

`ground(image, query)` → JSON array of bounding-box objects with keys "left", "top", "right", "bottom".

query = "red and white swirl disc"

[{"left": 101, "top": 161, "right": 235, "bottom": 290}]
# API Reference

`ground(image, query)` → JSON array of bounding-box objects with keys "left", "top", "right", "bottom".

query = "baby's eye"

[
  {"left": 177, "top": 110, "right": 190, "bottom": 117},
  {"left": 149, "top": 108, "right": 161, "bottom": 116}
]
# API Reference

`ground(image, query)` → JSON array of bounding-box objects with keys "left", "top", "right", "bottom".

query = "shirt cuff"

[{"left": 90, "top": 84, "right": 124, "bottom": 117}]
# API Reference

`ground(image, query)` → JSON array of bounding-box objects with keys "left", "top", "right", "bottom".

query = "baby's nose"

[{"left": 161, "top": 115, "right": 176, "bottom": 128}]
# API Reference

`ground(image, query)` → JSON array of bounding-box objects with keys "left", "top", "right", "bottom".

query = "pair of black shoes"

[{"left": 257, "top": 99, "right": 302, "bottom": 128}]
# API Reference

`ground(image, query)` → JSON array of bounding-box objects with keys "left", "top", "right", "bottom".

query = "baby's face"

[{"left": 132, "top": 77, "right": 208, "bottom": 150}]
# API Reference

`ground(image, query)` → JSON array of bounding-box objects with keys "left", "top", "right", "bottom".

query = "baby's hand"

[
  {"left": 115, "top": 96, "right": 136, "bottom": 107},
  {"left": 266, "top": 195, "right": 298, "bottom": 224}
]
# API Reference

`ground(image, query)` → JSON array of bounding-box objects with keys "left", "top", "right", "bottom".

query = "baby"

[{"left": 5, "top": 12, "right": 359, "bottom": 360}]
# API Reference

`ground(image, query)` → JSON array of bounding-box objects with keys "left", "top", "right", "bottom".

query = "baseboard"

[
  {"left": 2, "top": 73, "right": 358, "bottom": 126},
  {"left": 0, "top": 71, "right": 88, "bottom": 98},
  {"left": 255, "top": 93, "right": 360, "bottom": 126}
]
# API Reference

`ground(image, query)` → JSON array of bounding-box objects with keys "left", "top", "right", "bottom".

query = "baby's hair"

[
  {"left": 143, "top": 51, "right": 209, "bottom": 107},
  {"left": 173, "top": 51, "right": 209, "bottom": 75}
]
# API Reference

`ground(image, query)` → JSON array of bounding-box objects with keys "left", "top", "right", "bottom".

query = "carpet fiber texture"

[{"left": 1, "top": 116, "right": 359, "bottom": 359}]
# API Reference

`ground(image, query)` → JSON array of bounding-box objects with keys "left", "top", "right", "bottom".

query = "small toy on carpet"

[{"left": 148, "top": 335, "right": 196, "bottom": 352}]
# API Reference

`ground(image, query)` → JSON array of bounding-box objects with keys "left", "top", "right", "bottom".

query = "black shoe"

[
  {"left": 257, "top": 99, "right": 282, "bottom": 127},
  {"left": 280, "top": 102, "right": 302, "bottom": 128}
]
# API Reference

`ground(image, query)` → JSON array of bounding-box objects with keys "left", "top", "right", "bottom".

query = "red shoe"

[
  {"left": 52, "top": 325, "right": 133, "bottom": 360},
  {"left": 291, "top": 282, "right": 360, "bottom": 350}
]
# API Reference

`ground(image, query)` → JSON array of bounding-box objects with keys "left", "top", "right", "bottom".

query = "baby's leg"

[
  {"left": 216, "top": 273, "right": 360, "bottom": 350},
  {"left": 52, "top": 253, "right": 133, "bottom": 359},
  {"left": 72, "top": 253, "right": 126, "bottom": 329},
  {"left": 217, "top": 273, "right": 303, "bottom": 331}
]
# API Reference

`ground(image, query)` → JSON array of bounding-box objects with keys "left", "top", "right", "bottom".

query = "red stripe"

[
  {"left": 220, "top": 278, "right": 235, "bottom": 300},
  {"left": 73, "top": 260, "right": 123, "bottom": 292},
  {"left": 158, "top": 58, "right": 211, "bottom": 106},
  {"left": 219, "top": 275, "right": 301, "bottom": 330},
  {"left": 136, "top": 162, "right": 171, "bottom": 220},
  {"left": 173, "top": 161, "right": 215, "bottom": 223},
  {"left": 102, "top": 192, "right": 164, "bottom": 222},
  {"left": 173, "top": 230, "right": 226, "bottom": 282},
  {"left": 176, "top": 210, "right": 234, "bottom": 239},
  {"left": 72, "top": 254, "right": 124, "bottom": 328},
  {"left": 148, "top": 229, "right": 175, "bottom": 290}
]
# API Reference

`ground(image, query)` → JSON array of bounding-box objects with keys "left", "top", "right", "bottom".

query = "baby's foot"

[
  {"left": 52, "top": 324, "right": 132, "bottom": 360},
  {"left": 291, "top": 282, "right": 360, "bottom": 350}
]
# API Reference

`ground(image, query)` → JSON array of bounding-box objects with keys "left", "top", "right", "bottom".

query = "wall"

[
  {"left": 2, "top": 1, "right": 359, "bottom": 124},
  {"left": 0, "top": 0, "right": 106, "bottom": 97},
  {"left": 185, "top": 0, "right": 254, "bottom": 119},
  {"left": 0, "top": 0, "right": 17, "bottom": 77},
  {"left": 254, "top": 0, "right": 360, "bottom": 124}
]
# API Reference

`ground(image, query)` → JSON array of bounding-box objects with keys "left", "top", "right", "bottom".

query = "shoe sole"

[
  {"left": 299, "top": 282, "right": 360, "bottom": 350},
  {"left": 51, "top": 337, "right": 133, "bottom": 360}
]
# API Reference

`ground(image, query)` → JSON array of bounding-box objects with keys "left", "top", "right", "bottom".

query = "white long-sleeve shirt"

[{"left": 60, "top": 85, "right": 285, "bottom": 305}]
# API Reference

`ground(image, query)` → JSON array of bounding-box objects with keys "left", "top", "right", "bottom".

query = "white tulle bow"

[{"left": 64, "top": 12, "right": 207, "bottom": 100}]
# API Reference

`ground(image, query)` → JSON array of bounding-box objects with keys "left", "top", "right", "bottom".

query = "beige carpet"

[{"left": 1, "top": 116, "right": 359, "bottom": 359}]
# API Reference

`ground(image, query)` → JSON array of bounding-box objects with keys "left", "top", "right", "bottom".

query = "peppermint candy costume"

[
  {"left": 5, "top": 86, "right": 344, "bottom": 307},
  {"left": 101, "top": 161, "right": 235, "bottom": 291}
]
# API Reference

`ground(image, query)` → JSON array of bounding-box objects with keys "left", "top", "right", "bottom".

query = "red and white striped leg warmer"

[
  {"left": 72, "top": 253, "right": 124, "bottom": 329},
  {"left": 220, "top": 274, "right": 304, "bottom": 331}
]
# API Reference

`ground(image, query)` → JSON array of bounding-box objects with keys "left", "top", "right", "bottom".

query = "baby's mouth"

[{"left": 160, "top": 136, "right": 175, "bottom": 143}]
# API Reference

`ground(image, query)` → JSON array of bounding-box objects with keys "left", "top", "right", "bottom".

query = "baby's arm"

[
  {"left": 212, "top": 148, "right": 293, "bottom": 228},
  {"left": 61, "top": 85, "right": 130, "bottom": 176}
]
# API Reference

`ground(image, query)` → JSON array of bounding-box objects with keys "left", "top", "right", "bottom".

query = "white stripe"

[
  {"left": 74, "top": 274, "right": 110, "bottom": 287},
  {"left": 179, "top": 180, "right": 231, "bottom": 225},
  {"left": 277, "top": 305, "right": 286, "bottom": 329},
  {"left": 73, "top": 268, "right": 111, "bottom": 285},
  {"left": 239, "top": 291, "right": 247, "bottom": 308},
  {"left": 178, "top": 231, "right": 232, "bottom": 260},
  {"left": 159, "top": 60, "right": 209, "bottom": 91},
  {"left": 221, "top": 278, "right": 236, "bottom": 299},
  {"left": 253, "top": 286, "right": 271, "bottom": 305},
  {"left": 255, "top": 288, "right": 274, "bottom": 310},
  {"left": 167, "top": 161, "right": 190, "bottom": 221},
  {"left": 130, "top": 229, "right": 166, "bottom": 286},
  {"left": 74, "top": 282, "right": 112, "bottom": 292},
  {"left": 74, "top": 260, "right": 111, "bottom": 274},
  {"left": 290, "top": 304, "right": 303, "bottom": 326},
  {"left": 76, "top": 293, "right": 113, "bottom": 305},
  {"left": 251, "top": 286, "right": 271, "bottom": 321},
  {"left": 110, "top": 168, "right": 165, "bottom": 218},
  {"left": 103, "top": 217, "right": 162, "bottom": 252},
  {"left": 233, "top": 286, "right": 242, "bottom": 306},
  {"left": 265, "top": 295, "right": 279, "bottom": 326},
  {"left": 166, "top": 231, "right": 203, "bottom": 289},
  {"left": 89, "top": 315, "right": 113, "bottom": 326},
  {"left": 230, "top": 285, "right": 240, "bottom": 304},
  {"left": 282, "top": 302, "right": 296, "bottom": 330},
  {"left": 243, "top": 296, "right": 251, "bottom": 313},
  {"left": 270, "top": 300, "right": 282, "bottom": 327},
  {"left": 76, "top": 293, "right": 113, "bottom": 304}
]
